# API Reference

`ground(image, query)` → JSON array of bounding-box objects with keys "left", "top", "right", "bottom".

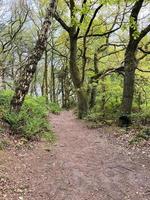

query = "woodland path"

[{"left": 0, "top": 111, "right": 150, "bottom": 200}]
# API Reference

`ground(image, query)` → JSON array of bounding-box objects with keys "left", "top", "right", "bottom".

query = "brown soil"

[{"left": 0, "top": 111, "right": 150, "bottom": 200}]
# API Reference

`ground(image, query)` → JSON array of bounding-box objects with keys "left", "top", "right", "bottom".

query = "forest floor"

[{"left": 0, "top": 111, "right": 150, "bottom": 200}]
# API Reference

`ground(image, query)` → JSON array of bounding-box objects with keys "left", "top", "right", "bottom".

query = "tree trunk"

[
  {"left": 61, "top": 77, "right": 65, "bottom": 107},
  {"left": 42, "top": 49, "right": 49, "bottom": 102},
  {"left": 51, "top": 55, "right": 55, "bottom": 102},
  {"left": 2, "top": 67, "right": 6, "bottom": 89},
  {"left": 89, "top": 52, "right": 99, "bottom": 109},
  {"left": 101, "top": 79, "right": 106, "bottom": 117},
  {"left": 33, "top": 72, "right": 38, "bottom": 96},
  {"left": 10, "top": 0, "right": 56, "bottom": 112},
  {"left": 89, "top": 86, "right": 97, "bottom": 109},
  {"left": 122, "top": 54, "right": 137, "bottom": 116},
  {"left": 77, "top": 88, "right": 89, "bottom": 119},
  {"left": 69, "top": 34, "right": 88, "bottom": 118},
  {"left": 41, "top": 74, "right": 45, "bottom": 96},
  {"left": 120, "top": 52, "right": 137, "bottom": 126},
  {"left": 64, "top": 64, "right": 71, "bottom": 109},
  {"left": 119, "top": 0, "right": 149, "bottom": 126}
]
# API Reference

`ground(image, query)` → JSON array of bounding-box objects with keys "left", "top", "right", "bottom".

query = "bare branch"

[
  {"left": 54, "top": 12, "right": 70, "bottom": 32},
  {"left": 137, "top": 24, "right": 150, "bottom": 43},
  {"left": 129, "top": 0, "right": 144, "bottom": 40},
  {"left": 1, "top": 10, "right": 29, "bottom": 53},
  {"left": 91, "top": 66, "right": 125, "bottom": 81},
  {"left": 138, "top": 47, "right": 150, "bottom": 54},
  {"left": 137, "top": 67, "right": 150, "bottom": 73},
  {"left": 85, "top": 4, "right": 103, "bottom": 37},
  {"left": 76, "top": 0, "right": 88, "bottom": 37}
]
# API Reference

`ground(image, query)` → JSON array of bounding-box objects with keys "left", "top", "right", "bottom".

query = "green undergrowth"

[
  {"left": 85, "top": 102, "right": 150, "bottom": 127},
  {"left": 0, "top": 90, "right": 61, "bottom": 141},
  {"left": 85, "top": 104, "right": 150, "bottom": 145},
  {"left": 0, "top": 139, "right": 9, "bottom": 150},
  {"left": 48, "top": 102, "right": 62, "bottom": 114},
  {"left": 85, "top": 109, "right": 116, "bottom": 126},
  {"left": 129, "top": 127, "right": 150, "bottom": 144}
]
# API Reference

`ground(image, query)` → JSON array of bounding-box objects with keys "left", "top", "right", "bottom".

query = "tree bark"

[
  {"left": 10, "top": 0, "right": 56, "bottom": 112},
  {"left": 51, "top": 47, "right": 56, "bottom": 102},
  {"left": 42, "top": 49, "right": 49, "bottom": 102},
  {"left": 89, "top": 86, "right": 97, "bottom": 109},
  {"left": 122, "top": 53, "right": 137, "bottom": 115},
  {"left": 120, "top": 0, "right": 150, "bottom": 126},
  {"left": 69, "top": 33, "right": 88, "bottom": 118},
  {"left": 54, "top": 0, "right": 90, "bottom": 118},
  {"left": 89, "top": 52, "right": 99, "bottom": 109}
]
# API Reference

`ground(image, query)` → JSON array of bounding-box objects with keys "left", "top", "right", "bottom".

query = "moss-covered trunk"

[
  {"left": 122, "top": 54, "right": 137, "bottom": 116},
  {"left": 120, "top": 0, "right": 150, "bottom": 126},
  {"left": 69, "top": 33, "right": 88, "bottom": 118},
  {"left": 89, "top": 86, "right": 97, "bottom": 109}
]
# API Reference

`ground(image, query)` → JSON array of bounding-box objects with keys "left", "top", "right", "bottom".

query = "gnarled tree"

[{"left": 120, "top": 0, "right": 150, "bottom": 125}]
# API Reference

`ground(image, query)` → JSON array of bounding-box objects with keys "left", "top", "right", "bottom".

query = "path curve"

[
  {"left": 0, "top": 111, "right": 150, "bottom": 200},
  {"left": 48, "top": 111, "right": 150, "bottom": 200}
]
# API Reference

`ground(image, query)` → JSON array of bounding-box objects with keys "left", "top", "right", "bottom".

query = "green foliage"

[
  {"left": 0, "top": 90, "right": 13, "bottom": 106},
  {"left": 42, "top": 132, "right": 56, "bottom": 143},
  {"left": 130, "top": 127, "right": 150, "bottom": 144},
  {"left": 131, "top": 105, "right": 150, "bottom": 125},
  {"left": 140, "top": 107, "right": 150, "bottom": 124},
  {"left": 0, "top": 90, "right": 60, "bottom": 141},
  {"left": 86, "top": 69, "right": 150, "bottom": 125},
  {"left": 88, "top": 76, "right": 122, "bottom": 120},
  {"left": 130, "top": 16, "right": 140, "bottom": 39},
  {"left": 48, "top": 102, "right": 61, "bottom": 114},
  {"left": 0, "top": 0, "right": 149, "bottom": 133},
  {"left": 0, "top": 140, "right": 9, "bottom": 150},
  {"left": 85, "top": 111, "right": 102, "bottom": 122}
]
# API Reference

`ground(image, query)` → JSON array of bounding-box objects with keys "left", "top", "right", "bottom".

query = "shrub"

[
  {"left": 131, "top": 107, "right": 150, "bottom": 125},
  {"left": 0, "top": 90, "right": 13, "bottom": 106},
  {"left": 0, "top": 90, "right": 60, "bottom": 141},
  {"left": 48, "top": 102, "right": 61, "bottom": 114},
  {"left": 85, "top": 111, "right": 102, "bottom": 122}
]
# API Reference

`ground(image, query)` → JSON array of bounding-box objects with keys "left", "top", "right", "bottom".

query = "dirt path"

[{"left": 0, "top": 111, "right": 150, "bottom": 200}]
